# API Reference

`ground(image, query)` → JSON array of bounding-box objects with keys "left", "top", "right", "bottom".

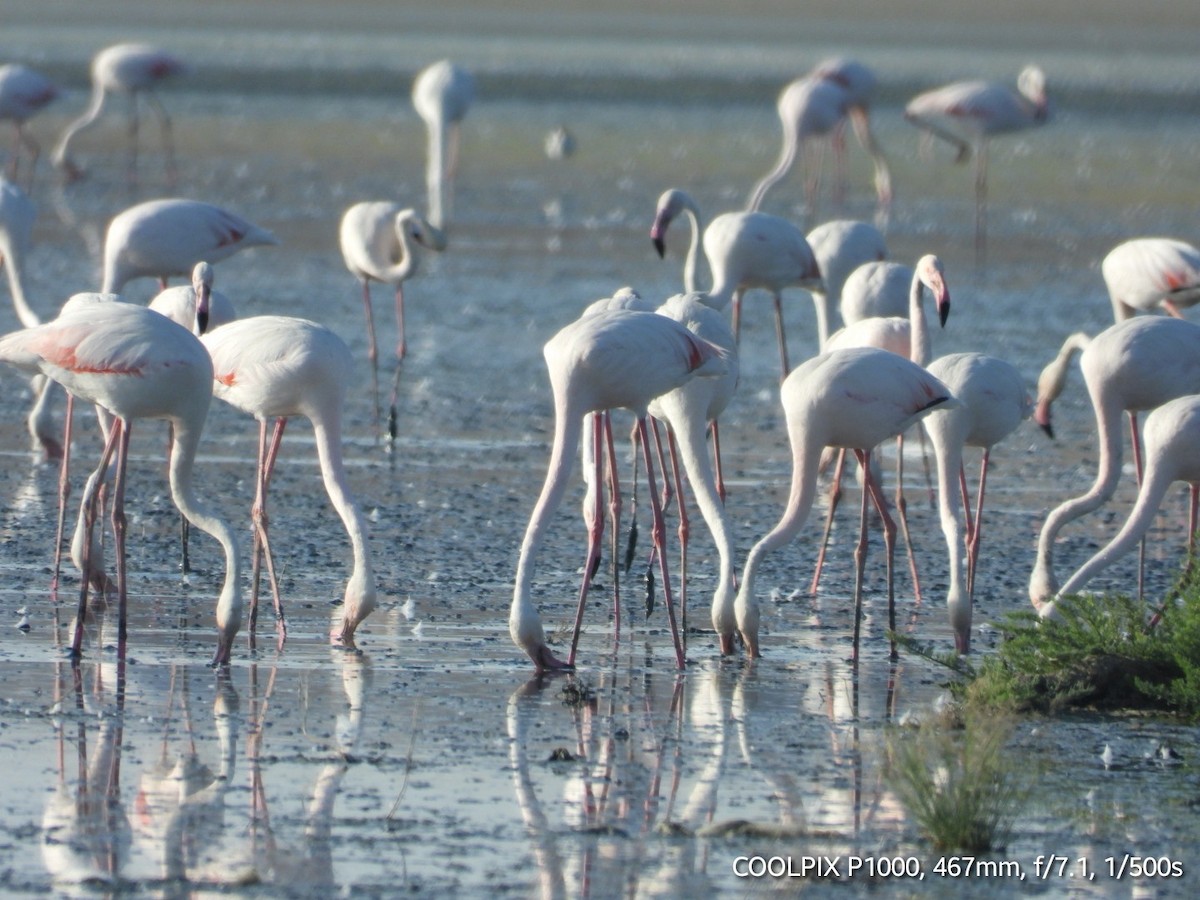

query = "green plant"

[{"left": 887, "top": 712, "right": 1026, "bottom": 852}]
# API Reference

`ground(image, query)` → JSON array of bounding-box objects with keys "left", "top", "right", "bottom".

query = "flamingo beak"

[
  {"left": 1035, "top": 398, "right": 1054, "bottom": 439},
  {"left": 652, "top": 232, "right": 666, "bottom": 258},
  {"left": 938, "top": 290, "right": 951, "bottom": 328},
  {"left": 196, "top": 282, "right": 211, "bottom": 335}
]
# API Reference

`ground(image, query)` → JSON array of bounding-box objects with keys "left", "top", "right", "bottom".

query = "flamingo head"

[
  {"left": 1018, "top": 64, "right": 1049, "bottom": 120},
  {"left": 916, "top": 254, "right": 951, "bottom": 327},
  {"left": 650, "top": 188, "right": 691, "bottom": 258},
  {"left": 191, "top": 261, "right": 214, "bottom": 334}
]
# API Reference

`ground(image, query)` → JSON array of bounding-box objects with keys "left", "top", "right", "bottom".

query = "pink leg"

[
  {"left": 893, "top": 434, "right": 922, "bottom": 605},
  {"left": 111, "top": 420, "right": 132, "bottom": 660},
  {"left": 651, "top": 418, "right": 673, "bottom": 513},
  {"left": 623, "top": 420, "right": 639, "bottom": 573},
  {"left": 601, "top": 412, "right": 622, "bottom": 644},
  {"left": 856, "top": 449, "right": 899, "bottom": 660},
  {"left": 1129, "top": 411, "right": 1145, "bottom": 601},
  {"left": 387, "top": 283, "right": 407, "bottom": 445},
  {"left": 966, "top": 450, "right": 990, "bottom": 600},
  {"left": 664, "top": 427, "right": 690, "bottom": 646},
  {"left": 249, "top": 418, "right": 288, "bottom": 652},
  {"left": 850, "top": 449, "right": 871, "bottom": 662},
  {"left": 772, "top": 291, "right": 790, "bottom": 380},
  {"left": 72, "top": 419, "right": 122, "bottom": 658},
  {"left": 636, "top": 417, "right": 686, "bottom": 670},
  {"left": 568, "top": 412, "right": 607, "bottom": 667},
  {"left": 51, "top": 393, "right": 75, "bottom": 597},
  {"left": 360, "top": 280, "right": 382, "bottom": 442},
  {"left": 810, "top": 449, "right": 846, "bottom": 595}
]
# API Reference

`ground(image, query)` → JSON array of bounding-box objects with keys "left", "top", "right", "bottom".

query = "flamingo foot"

[
  {"left": 718, "top": 633, "right": 736, "bottom": 656},
  {"left": 533, "top": 644, "right": 573, "bottom": 674}
]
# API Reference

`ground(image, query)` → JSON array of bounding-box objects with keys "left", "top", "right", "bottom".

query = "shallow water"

[{"left": 2, "top": 2, "right": 1200, "bottom": 896}]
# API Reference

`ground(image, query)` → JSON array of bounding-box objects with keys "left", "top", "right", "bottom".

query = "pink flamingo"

[
  {"left": 0, "top": 298, "right": 242, "bottom": 664},
  {"left": 733, "top": 346, "right": 957, "bottom": 658},
  {"left": 1050, "top": 395, "right": 1200, "bottom": 610},
  {"left": 840, "top": 260, "right": 921, "bottom": 326},
  {"left": 649, "top": 187, "right": 822, "bottom": 377},
  {"left": 1030, "top": 317, "right": 1200, "bottom": 607},
  {"left": 1102, "top": 237, "right": 1200, "bottom": 321},
  {"left": 814, "top": 255, "right": 950, "bottom": 601},
  {"left": 52, "top": 43, "right": 188, "bottom": 184},
  {"left": 201, "top": 316, "right": 378, "bottom": 648},
  {"left": 101, "top": 198, "right": 278, "bottom": 295},
  {"left": 412, "top": 60, "right": 475, "bottom": 230},
  {"left": 805, "top": 218, "right": 888, "bottom": 337},
  {"left": 923, "top": 352, "right": 1032, "bottom": 652},
  {"left": 0, "top": 63, "right": 59, "bottom": 184},
  {"left": 510, "top": 307, "right": 726, "bottom": 673},
  {"left": 904, "top": 65, "right": 1049, "bottom": 261},
  {"left": 338, "top": 202, "right": 446, "bottom": 444},
  {"left": 747, "top": 62, "right": 891, "bottom": 223}
]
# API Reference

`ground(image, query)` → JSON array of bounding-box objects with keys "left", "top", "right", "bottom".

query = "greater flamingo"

[
  {"left": 412, "top": 60, "right": 474, "bottom": 230},
  {"left": 338, "top": 202, "right": 446, "bottom": 443},
  {"left": 923, "top": 352, "right": 1032, "bottom": 652},
  {"left": 748, "top": 59, "right": 892, "bottom": 223},
  {"left": 904, "top": 65, "right": 1049, "bottom": 261},
  {"left": 649, "top": 187, "right": 822, "bottom": 376},
  {"left": 510, "top": 307, "right": 726, "bottom": 673},
  {"left": 1029, "top": 317, "right": 1200, "bottom": 607},
  {"left": 648, "top": 292, "right": 741, "bottom": 654},
  {"left": 1101, "top": 237, "right": 1200, "bottom": 322},
  {"left": 733, "top": 346, "right": 957, "bottom": 658},
  {"left": 0, "top": 63, "right": 59, "bottom": 184},
  {"left": 0, "top": 297, "right": 242, "bottom": 664},
  {"left": 148, "top": 261, "right": 236, "bottom": 335},
  {"left": 805, "top": 218, "right": 888, "bottom": 338},
  {"left": 52, "top": 43, "right": 188, "bottom": 184},
  {"left": 1050, "top": 394, "right": 1200, "bottom": 609},
  {"left": 815, "top": 255, "right": 950, "bottom": 601},
  {"left": 200, "top": 315, "right": 378, "bottom": 647},
  {"left": 101, "top": 198, "right": 278, "bottom": 295},
  {"left": 840, "top": 260, "right": 918, "bottom": 326}
]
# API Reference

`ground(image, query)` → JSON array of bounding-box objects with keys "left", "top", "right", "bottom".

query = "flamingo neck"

[
  {"left": 746, "top": 122, "right": 798, "bottom": 213},
  {"left": 425, "top": 116, "right": 449, "bottom": 230},
  {"left": 909, "top": 270, "right": 931, "bottom": 366},
  {"left": 52, "top": 80, "right": 108, "bottom": 170},
  {"left": 0, "top": 236, "right": 39, "bottom": 328}
]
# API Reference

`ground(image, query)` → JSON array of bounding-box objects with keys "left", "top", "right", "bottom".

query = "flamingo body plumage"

[
  {"left": 0, "top": 63, "right": 59, "bottom": 181},
  {"left": 1101, "top": 237, "right": 1200, "bottom": 322}
]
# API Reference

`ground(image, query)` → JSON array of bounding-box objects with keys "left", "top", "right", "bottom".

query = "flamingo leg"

[
  {"left": 601, "top": 411, "right": 622, "bottom": 645},
  {"left": 771, "top": 291, "right": 791, "bottom": 380},
  {"left": 859, "top": 448, "right": 899, "bottom": 659},
  {"left": 623, "top": 419, "right": 639, "bottom": 573},
  {"left": 110, "top": 419, "right": 132, "bottom": 661},
  {"left": 1129, "top": 411, "right": 1145, "bottom": 601},
  {"left": 636, "top": 416, "right": 686, "bottom": 670},
  {"left": 144, "top": 91, "right": 176, "bottom": 187},
  {"left": 664, "top": 426, "right": 690, "bottom": 647},
  {"left": 651, "top": 417, "right": 673, "bottom": 513},
  {"left": 893, "top": 434, "right": 922, "bottom": 605},
  {"left": 810, "top": 448, "right": 846, "bottom": 595},
  {"left": 387, "top": 283, "right": 407, "bottom": 448},
  {"left": 851, "top": 449, "right": 871, "bottom": 662},
  {"left": 360, "top": 279, "right": 382, "bottom": 443},
  {"left": 830, "top": 120, "right": 848, "bottom": 207},
  {"left": 71, "top": 418, "right": 122, "bottom": 658},
  {"left": 967, "top": 449, "right": 991, "bottom": 600},
  {"left": 803, "top": 139, "right": 825, "bottom": 224},
  {"left": 568, "top": 412, "right": 606, "bottom": 667},
  {"left": 250, "top": 418, "right": 288, "bottom": 653},
  {"left": 710, "top": 419, "right": 726, "bottom": 504},
  {"left": 51, "top": 393, "right": 75, "bottom": 597},
  {"left": 126, "top": 93, "right": 140, "bottom": 187}
]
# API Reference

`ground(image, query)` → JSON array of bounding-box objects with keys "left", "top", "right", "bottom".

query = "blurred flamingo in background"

[
  {"left": 53, "top": 43, "right": 188, "bottom": 185},
  {"left": 0, "top": 63, "right": 59, "bottom": 185},
  {"left": 412, "top": 60, "right": 475, "bottom": 230},
  {"left": 1102, "top": 237, "right": 1200, "bottom": 321},
  {"left": 904, "top": 65, "right": 1049, "bottom": 262}
]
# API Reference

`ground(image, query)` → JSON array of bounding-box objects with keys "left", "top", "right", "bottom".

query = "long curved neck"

[
  {"left": 0, "top": 230, "right": 40, "bottom": 328},
  {"left": 909, "top": 270, "right": 930, "bottom": 366},
  {"left": 380, "top": 221, "right": 422, "bottom": 285},
  {"left": 1033, "top": 393, "right": 1125, "bottom": 596},
  {"left": 52, "top": 81, "right": 108, "bottom": 167},
  {"left": 424, "top": 117, "right": 450, "bottom": 230},
  {"left": 681, "top": 206, "right": 705, "bottom": 293},
  {"left": 1058, "top": 460, "right": 1176, "bottom": 596},
  {"left": 848, "top": 107, "right": 892, "bottom": 215},
  {"left": 168, "top": 412, "right": 243, "bottom": 654},
  {"left": 311, "top": 413, "right": 377, "bottom": 631},
  {"left": 746, "top": 122, "right": 798, "bottom": 213}
]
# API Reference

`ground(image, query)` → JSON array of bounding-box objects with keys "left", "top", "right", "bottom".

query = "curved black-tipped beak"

[{"left": 652, "top": 235, "right": 666, "bottom": 258}]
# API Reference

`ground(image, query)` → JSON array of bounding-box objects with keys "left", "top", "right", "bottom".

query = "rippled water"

[{"left": 2, "top": 2, "right": 1200, "bottom": 896}]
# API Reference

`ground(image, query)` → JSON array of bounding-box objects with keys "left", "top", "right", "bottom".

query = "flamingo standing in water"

[
  {"left": 748, "top": 59, "right": 892, "bottom": 224},
  {"left": 0, "top": 63, "right": 59, "bottom": 184},
  {"left": 338, "top": 202, "right": 446, "bottom": 444},
  {"left": 412, "top": 60, "right": 474, "bottom": 231},
  {"left": 1101, "top": 237, "right": 1200, "bottom": 321},
  {"left": 1051, "top": 395, "right": 1200, "bottom": 608},
  {"left": 52, "top": 43, "right": 188, "bottom": 184},
  {"left": 201, "top": 316, "right": 377, "bottom": 648},
  {"left": 510, "top": 307, "right": 727, "bottom": 673},
  {"left": 0, "top": 297, "right": 242, "bottom": 664},
  {"left": 101, "top": 198, "right": 278, "bottom": 295},
  {"left": 733, "top": 346, "right": 957, "bottom": 658},
  {"left": 815, "top": 255, "right": 951, "bottom": 601},
  {"left": 904, "top": 65, "right": 1050, "bottom": 262},
  {"left": 923, "top": 352, "right": 1031, "bottom": 652},
  {"left": 649, "top": 187, "right": 822, "bottom": 377},
  {"left": 1030, "top": 317, "right": 1200, "bottom": 607}
]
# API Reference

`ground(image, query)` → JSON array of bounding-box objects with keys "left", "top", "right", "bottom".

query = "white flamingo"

[
  {"left": 1102, "top": 237, "right": 1200, "bottom": 322},
  {"left": 412, "top": 60, "right": 475, "bottom": 230},
  {"left": 101, "top": 198, "right": 278, "bottom": 295},
  {"left": 52, "top": 43, "right": 188, "bottom": 184},
  {"left": 904, "top": 65, "right": 1050, "bottom": 261},
  {"left": 805, "top": 218, "right": 888, "bottom": 338},
  {"left": 649, "top": 187, "right": 822, "bottom": 376},
  {"left": 923, "top": 352, "right": 1032, "bottom": 652},
  {"left": 1030, "top": 317, "right": 1200, "bottom": 607},
  {"left": 0, "top": 297, "right": 242, "bottom": 664},
  {"left": 733, "top": 346, "right": 957, "bottom": 658},
  {"left": 338, "top": 202, "right": 446, "bottom": 443},
  {"left": 201, "top": 316, "right": 378, "bottom": 648},
  {"left": 0, "top": 63, "right": 59, "bottom": 183},
  {"left": 510, "top": 307, "right": 727, "bottom": 673}
]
